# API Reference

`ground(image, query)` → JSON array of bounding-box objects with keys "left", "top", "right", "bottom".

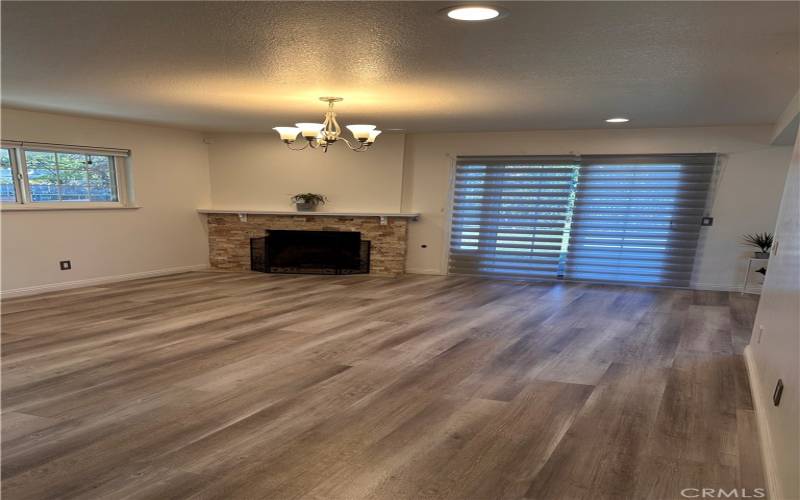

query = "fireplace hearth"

[{"left": 251, "top": 229, "right": 370, "bottom": 275}]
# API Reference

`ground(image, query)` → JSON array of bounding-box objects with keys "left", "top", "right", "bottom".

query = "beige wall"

[
  {"left": 0, "top": 108, "right": 211, "bottom": 294},
  {"left": 401, "top": 126, "right": 792, "bottom": 290},
  {"left": 746, "top": 130, "right": 799, "bottom": 500},
  {"left": 206, "top": 132, "right": 406, "bottom": 213}
]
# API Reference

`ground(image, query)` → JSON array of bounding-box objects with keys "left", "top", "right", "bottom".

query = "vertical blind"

[{"left": 448, "top": 153, "right": 717, "bottom": 287}]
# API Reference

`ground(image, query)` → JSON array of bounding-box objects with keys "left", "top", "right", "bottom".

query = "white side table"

[{"left": 742, "top": 257, "right": 769, "bottom": 295}]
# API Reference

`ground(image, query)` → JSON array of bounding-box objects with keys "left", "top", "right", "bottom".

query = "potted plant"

[
  {"left": 291, "top": 193, "right": 327, "bottom": 212},
  {"left": 742, "top": 232, "right": 773, "bottom": 258}
]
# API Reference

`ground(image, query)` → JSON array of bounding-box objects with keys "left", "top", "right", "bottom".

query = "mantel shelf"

[{"left": 197, "top": 208, "right": 420, "bottom": 221}]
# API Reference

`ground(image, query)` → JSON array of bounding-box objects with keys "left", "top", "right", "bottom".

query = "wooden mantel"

[{"left": 197, "top": 208, "right": 420, "bottom": 224}]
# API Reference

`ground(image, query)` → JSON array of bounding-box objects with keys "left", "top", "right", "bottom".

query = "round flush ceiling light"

[
  {"left": 444, "top": 5, "right": 503, "bottom": 21},
  {"left": 605, "top": 117, "right": 630, "bottom": 123}
]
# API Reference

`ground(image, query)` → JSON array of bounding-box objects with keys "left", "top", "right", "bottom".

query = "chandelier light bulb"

[
  {"left": 366, "top": 130, "right": 382, "bottom": 144},
  {"left": 272, "top": 126, "right": 300, "bottom": 142}
]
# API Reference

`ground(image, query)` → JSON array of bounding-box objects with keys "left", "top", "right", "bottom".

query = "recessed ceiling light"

[
  {"left": 444, "top": 6, "right": 503, "bottom": 21},
  {"left": 605, "top": 117, "right": 630, "bottom": 123}
]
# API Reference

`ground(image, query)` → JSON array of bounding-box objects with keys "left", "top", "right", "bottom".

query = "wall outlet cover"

[{"left": 59, "top": 260, "right": 72, "bottom": 270}]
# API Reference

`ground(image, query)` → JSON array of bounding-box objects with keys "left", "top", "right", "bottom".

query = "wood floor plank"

[
  {"left": 524, "top": 363, "right": 672, "bottom": 499},
  {"left": 397, "top": 381, "right": 594, "bottom": 500},
  {"left": 736, "top": 409, "right": 766, "bottom": 493},
  {"left": 649, "top": 351, "right": 739, "bottom": 468}
]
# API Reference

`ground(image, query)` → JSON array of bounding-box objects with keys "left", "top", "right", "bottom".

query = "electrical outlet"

[
  {"left": 59, "top": 260, "right": 71, "bottom": 271},
  {"left": 757, "top": 325, "right": 765, "bottom": 343},
  {"left": 701, "top": 216, "right": 714, "bottom": 226}
]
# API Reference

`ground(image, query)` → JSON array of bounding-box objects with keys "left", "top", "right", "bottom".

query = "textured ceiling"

[{"left": 2, "top": 1, "right": 798, "bottom": 133}]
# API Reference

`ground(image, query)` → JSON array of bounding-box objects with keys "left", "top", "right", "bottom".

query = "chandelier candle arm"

[
  {"left": 285, "top": 141, "right": 311, "bottom": 151},
  {"left": 273, "top": 97, "right": 380, "bottom": 153}
]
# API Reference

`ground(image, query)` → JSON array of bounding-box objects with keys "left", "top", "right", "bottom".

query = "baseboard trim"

[
  {"left": 401, "top": 275, "right": 755, "bottom": 292},
  {"left": 691, "top": 281, "right": 754, "bottom": 293},
  {"left": 405, "top": 268, "right": 445, "bottom": 276},
  {"left": 1, "top": 264, "right": 209, "bottom": 298},
  {"left": 743, "top": 345, "right": 782, "bottom": 500}
]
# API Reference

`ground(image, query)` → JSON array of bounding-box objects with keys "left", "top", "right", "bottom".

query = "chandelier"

[{"left": 273, "top": 97, "right": 381, "bottom": 152}]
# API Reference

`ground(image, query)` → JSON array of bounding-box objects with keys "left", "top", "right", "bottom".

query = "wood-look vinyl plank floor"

[{"left": 1, "top": 271, "right": 765, "bottom": 499}]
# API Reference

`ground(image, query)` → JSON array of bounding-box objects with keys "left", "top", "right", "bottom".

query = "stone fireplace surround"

[{"left": 202, "top": 210, "right": 418, "bottom": 277}]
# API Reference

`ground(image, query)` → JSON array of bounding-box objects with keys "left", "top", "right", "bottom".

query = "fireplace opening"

[{"left": 251, "top": 230, "right": 370, "bottom": 275}]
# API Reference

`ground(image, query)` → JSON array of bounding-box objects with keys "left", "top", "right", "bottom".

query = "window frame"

[
  {"left": 0, "top": 142, "right": 134, "bottom": 210},
  {"left": 0, "top": 146, "right": 24, "bottom": 204}
]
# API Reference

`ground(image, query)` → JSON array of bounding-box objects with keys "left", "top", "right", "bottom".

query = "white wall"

[
  {"left": 207, "top": 132, "right": 406, "bottom": 213},
  {"left": 746, "top": 130, "right": 799, "bottom": 500},
  {"left": 400, "top": 126, "right": 792, "bottom": 290},
  {"left": 0, "top": 108, "right": 211, "bottom": 294}
]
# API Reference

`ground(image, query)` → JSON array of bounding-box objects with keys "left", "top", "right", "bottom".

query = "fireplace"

[
  {"left": 251, "top": 229, "right": 370, "bottom": 275},
  {"left": 206, "top": 212, "right": 410, "bottom": 276}
]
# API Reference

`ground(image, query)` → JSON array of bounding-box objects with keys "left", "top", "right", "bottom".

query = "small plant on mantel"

[
  {"left": 742, "top": 232, "right": 773, "bottom": 258},
  {"left": 291, "top": 193, "right": 327, "bottom": 212}
]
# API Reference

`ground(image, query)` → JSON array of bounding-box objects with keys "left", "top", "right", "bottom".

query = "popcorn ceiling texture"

[
  {"left": 207, "top": 214, "right": 409, "bottom": 276},
  {"left": 3, "top": 2, "right": 797, "bottom": 132}
]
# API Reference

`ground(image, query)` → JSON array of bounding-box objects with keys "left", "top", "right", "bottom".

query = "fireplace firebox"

[{"left": 251, "top": 229, "right": 370, "bottom": 275}]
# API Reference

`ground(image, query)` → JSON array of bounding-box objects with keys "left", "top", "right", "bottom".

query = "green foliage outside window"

[
  {"left": 25, "top": 150, "right": 118, "bottom": 202},
  {"left": 0, "top": 149, "right": 15, "bottom": 202}
]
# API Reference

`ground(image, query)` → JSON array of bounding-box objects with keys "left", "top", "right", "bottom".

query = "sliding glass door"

[
  {"left": 449, "top": 157, "right": 579, "bottom": 280},
  {"left": 448, "top": 154, "right": 717, "bottom": 287}
]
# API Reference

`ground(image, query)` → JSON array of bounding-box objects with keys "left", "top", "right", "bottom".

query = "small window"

[
  {"left": 25, "top": 150, "right": 118, "bottom": 203},
  {"left": 0, "top": 142, "right": 131, "bottom": 209},
  {"left": 0, "top": 148, "right": 17, "bottom": 202}
]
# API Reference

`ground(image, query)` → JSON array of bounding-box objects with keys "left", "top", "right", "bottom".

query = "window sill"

[{"left": 0, "top": 204, "right": 142, "bottom": 212}]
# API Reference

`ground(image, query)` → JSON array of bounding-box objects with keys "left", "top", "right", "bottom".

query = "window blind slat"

[
  {"left": 452, "top": 234, "right": 565, "bottom": 243},
  {"left": 453, "top": 216, "right": 569, "bottom": 223},
  {"left": 450, "top": 226, "right": 567, "bottom": 235},
  {"left": 570, "top": 223, "right": 701, "bottom": 232},
  {"left": 450, "top": 253, "right": 562, "bottom": 262}
]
